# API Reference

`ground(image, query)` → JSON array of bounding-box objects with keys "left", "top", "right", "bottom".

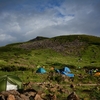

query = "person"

[{"left": 89, "top": 69, "right": 93, "bottom": 75}]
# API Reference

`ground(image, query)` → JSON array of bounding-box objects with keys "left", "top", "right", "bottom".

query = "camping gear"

[
  {"left": 94, "top": 72, "right": 100, "bottom": 76},
  {"left": 61, "top": 71, "right": 74, "bottom": 77},
  {"left": 55, "top": 68, "right": 60, "bottom": 73},
  {"left": 55, "top": 67, "right": 74, "bottom": 77},
  {"left": 0, "top": 75, "right": 22, "bottom": 92},
  {"left": 36, "top": 67, "right": 46, "bottom": 73},
  {"left": 63, "top": 67, "right": 71, "bottom": 73},
  {"left": 50, "top": 67, "right": 54, "bottom": 70}
]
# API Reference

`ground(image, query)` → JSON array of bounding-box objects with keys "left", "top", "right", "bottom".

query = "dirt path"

[{"left": 79, "top": 84, "right": 100, "bottom": 86}]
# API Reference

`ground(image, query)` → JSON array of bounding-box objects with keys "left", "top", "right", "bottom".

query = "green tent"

[{"left": 0, "top": 75, "right": 22, "bottom": 92}]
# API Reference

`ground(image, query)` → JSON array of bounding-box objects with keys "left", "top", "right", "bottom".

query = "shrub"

[
  {"left": 0, "top": 65, "right": 17, "bottom": 71},
  {"left": 0, "top": 65, "right": 33, "bottom": 71},
  {"left": 18, "top": 66, "right": 29, "bottom": 71}
]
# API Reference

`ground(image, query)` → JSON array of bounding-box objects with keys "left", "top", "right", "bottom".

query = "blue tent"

[
  {"left": 63, "top": 67, "right": 71, "bottom": 73},
  {"left": 55, "top": 67, "right": 74, "bottom": 77},
  {"left": 36, "top": 67, "right": 46, "bottom": 74}
]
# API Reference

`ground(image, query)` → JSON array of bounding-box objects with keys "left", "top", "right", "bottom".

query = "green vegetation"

[
  {"left": 51, "top": 34, "right": 100, "bottom": 43},
  {"left": 0, "top": 34, "right": 100, "bottom": 99}
]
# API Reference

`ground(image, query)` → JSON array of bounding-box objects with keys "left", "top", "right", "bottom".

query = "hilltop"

[
  {"left": 15, "top": 34, "right": 100, "bottom": 56},
  {"left": 15, "top": 34, "right": 100, "bottom": 58}
]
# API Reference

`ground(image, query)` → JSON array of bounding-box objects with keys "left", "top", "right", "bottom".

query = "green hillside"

[{"left": 0, "top": 34, "right": 100, "bottom": 69}]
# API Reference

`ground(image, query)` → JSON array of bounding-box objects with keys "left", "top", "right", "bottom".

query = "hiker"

[{"left": 89, "top": 69, "right": 93, "bottom": 75}]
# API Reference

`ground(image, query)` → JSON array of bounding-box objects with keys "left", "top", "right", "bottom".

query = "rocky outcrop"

[
  {"left": 0, "top": 81, "right": 80, "bottom": 100},
  {"left": 19, "top": 39, "right": 86, "bottom": 56},
  {"left": 0, "top": 89, "right": 43, "bottom": 100}
]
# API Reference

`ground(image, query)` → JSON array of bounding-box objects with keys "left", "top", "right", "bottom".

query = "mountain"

[
  {"left": 28, "top": 36, "right": 49, "bottom": 42},
  {"left": 17, "top": 34, "right": 100, "bottom": 56},
  {"left": 0, "top": 34, "right": 100, "bottom": 69}
]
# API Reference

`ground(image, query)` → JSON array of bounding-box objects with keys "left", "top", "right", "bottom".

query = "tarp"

[
  {"left": 36, "top": 67, "right": 46, "bottom": 74},
  {"left": 0, "top": 75, "right": 22, "bottom": 92},
  {"left": 61, "top": 71, "right": 74, "bottom": 77}
]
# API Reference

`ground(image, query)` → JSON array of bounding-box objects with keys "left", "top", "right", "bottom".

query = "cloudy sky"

[{"left": 0, "top": 0, "right": 100, "bottom": 46}]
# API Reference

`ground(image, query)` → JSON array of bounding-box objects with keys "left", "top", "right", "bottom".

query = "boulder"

[
  {"left": 7, "top": 94, "right": 15, "bottom": 100},
  {"left": 0, "top": 95, "right": 5, "bottom": 100},
  {"left": 67, "top": 92, "right": 80, "bottom": 100},
  {"left": 34, "top": 94, "right": 43, "bottom": 100},
  {"left": 20, "top": 94, "right": 30, "bottom": 100}
]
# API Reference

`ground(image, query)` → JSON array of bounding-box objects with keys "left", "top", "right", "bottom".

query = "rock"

[
  {"left": 70, "top": 83, "right": 75, "bottom": 89},
  {"left": 50, "top": 94, "right": 57, "bottom": 100},
  {"left": 14, "top": 95, "right": 22, "bottom": 100},
  {"left": 9, "top": 90, "right": 20, "bottom": 95},
  {"left": 7, "top": 94, "right": 15, "bottom": 100},
  {"left": 49, "top": 87, "right": 57, "bottom": 93},
  {"left": 23, "top": 81, "right": 34, "bottom": 90},
  {"left": 67, "top": 92, "right": 80, "bottom": 100},
  {"left": 20, "top": 94, "right": 30, "bottom": 100},
  {"left": 34, "top": 94, "right": 43, "bottom": 100},
  {"left": 1, "top": 91, "right": 10, "bottom": 97},
  {"left": 59, "top": 88, "right": 65, "bottom": 93},
  {"left": 46, "top": 93, "right": 57, "bottom": 100},
  {"left": 0, "top": 95, "right": 5, "bottom": 100},
  {"left": 28, "top": 91, "right": 36, "bottom": 96},
  {"left": 23, "top": 91, "right": 36, "bottom": 97}
]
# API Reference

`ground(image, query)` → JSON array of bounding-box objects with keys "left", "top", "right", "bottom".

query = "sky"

[{"left": 0, "top": 0, "right": 100, "bottom": 46}]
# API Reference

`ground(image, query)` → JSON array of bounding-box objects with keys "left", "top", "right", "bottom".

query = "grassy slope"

[{"left": 0, "top": 34, "right": 100, "bottom": 68}]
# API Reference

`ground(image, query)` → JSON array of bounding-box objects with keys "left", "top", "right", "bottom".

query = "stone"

[
  {"left": 34, "top": 94, "right": 43, "bottom": 100},
  {"left": 67, "top": 92, "right": 80, "bottom": 100},
  {"left": 20, "top": 94, "right": 30, "bottom": 100},
  {"left": 7, "top": 94, "right": 15, "bottom": 100}
]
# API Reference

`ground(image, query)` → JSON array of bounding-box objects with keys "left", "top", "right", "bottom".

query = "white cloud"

[
  {"left": 0, "top": 33, "right": 16, "bottom": 41},
  {"left": 24, "top": 14, "right": 74, "bottom": 39},
  {"left": 6, "top": 22, "right": 21, "bottom": 33}
]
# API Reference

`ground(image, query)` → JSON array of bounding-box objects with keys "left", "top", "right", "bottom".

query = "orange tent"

[
  {"left": 50, "top": 67, "right": 54, "bottom": 70},
  {"left": 94, "top": 72, "right": 100, "bottom": 76}
]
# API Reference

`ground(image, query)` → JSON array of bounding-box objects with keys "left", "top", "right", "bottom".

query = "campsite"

[{"left": 0, "top": 35, "right": 100, "bottom": 100}]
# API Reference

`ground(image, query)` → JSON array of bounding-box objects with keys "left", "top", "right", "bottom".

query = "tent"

[
  {"left": 62, "top": 67, "right": 74, "bottom": 77},
  {"left": 63, "top": 67, "right": 71, "bottom": 73},
  {"left": 0, "top": 75, "right": 22, "bottom": 92},
  {"left": 55, "top": 67, "right": 74, "bottom": 78},
  {"left": 94, "top": 72, "right": 100, "bottom": 76},
  {"left": 36, "top": 67, "right": 46, "bottom": 74}
]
